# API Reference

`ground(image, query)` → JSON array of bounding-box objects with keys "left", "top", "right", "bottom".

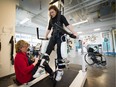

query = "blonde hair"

[{"left": 15, "top": 40, "right": 29, "bottom": 53}]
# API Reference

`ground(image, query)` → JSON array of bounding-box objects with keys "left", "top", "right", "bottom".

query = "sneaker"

[
  {"left": 55, "top": 70, "right": 64, "bottom": 81},
  {"left": 33, "top": 67, "right": 44, "bottom": 78},
  {"left": 33, "top": 72, "right": 41, "bottom": 78}
]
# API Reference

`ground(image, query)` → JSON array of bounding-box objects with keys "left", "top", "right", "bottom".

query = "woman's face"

[
  {"left": 49, "top": 9, "right": 57, "bottom": 18},
  {"left": 20, "top": 45, "right": 29, "bottom": 53}
]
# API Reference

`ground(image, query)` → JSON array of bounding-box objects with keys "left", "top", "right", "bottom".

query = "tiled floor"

[
  {"left": 0, "top": 51, "right": 115, "bottom": 87},
  {"left": 68, "top": 51, "right": 115, "bottom": 87},
  {"left": 84, "top": 56, "right": 115, "bottom": 87}
]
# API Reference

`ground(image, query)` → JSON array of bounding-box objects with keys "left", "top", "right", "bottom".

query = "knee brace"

[
  {"left": 33, "top": 54, "right": 50, "bottom": 78},
  {"left": 40, "top": 54, "right": 49, "bottom": 68},
  {"left": 57, "top": 60, "right": 66, "bottom": 69}
]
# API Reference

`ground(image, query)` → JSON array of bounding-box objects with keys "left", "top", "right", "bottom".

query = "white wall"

[
  {"left": 115, "top": 30, "right": 116, "bottom": 52},
  {"left": 16, "top": 26, "right": 46, "bottom": 37},
  {"left": 101, "top": 31, "right": 112, "bottom": 53},
  {"left": 79, "top": 32, "right": 102, "bottom": 46},
  {"left": 79, "top": 30, "right": 114, "bottom": 53},
  {"left": 112, "top": 29, "right": 116, "bottom": 52},
  {"left": 16, "top": 26, "right": 36, "bottom": 35},
  {"left": 0, "top": 1, "right": 16, "bottom": 77}
]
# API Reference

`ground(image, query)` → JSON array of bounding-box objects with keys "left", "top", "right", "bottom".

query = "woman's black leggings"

[
  {"left": 32, "top": 60, "right": 53, "bottom": 76},
  {"left": 28, "top": 59, "right": 53, "bottom": 77},
  {"left": 46, "top": 35, "right": 63, "bottom": 60}
]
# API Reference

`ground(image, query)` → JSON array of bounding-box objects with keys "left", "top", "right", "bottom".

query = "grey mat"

[{"left": 31, "top": 64, "right": 81, "bottom": 87}]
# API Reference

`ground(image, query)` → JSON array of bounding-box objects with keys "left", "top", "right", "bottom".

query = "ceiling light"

[
  {"left": 94, "top": 28, "right": 101, "bottom": 31},
  {"left": 20, "top": 18, "right": 30, "bottom": 24},
  {"left": 77, "top": 32, "right": 82, "bottom": 34},
  {"left": 53, "top": 1, "right": 59, "bottom": 7},
  {"left": 49, "top": 0, "right": 58, "bottom": 5},
  {"left": 72, "top": 20, "right": 88, "bottom": 26},
  {"left": 50, "top": 0, "right": 63, "bottom": 8}
]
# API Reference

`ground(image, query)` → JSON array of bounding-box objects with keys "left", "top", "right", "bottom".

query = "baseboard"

[{"left": 0, "top": 73, "right": 15, "bottom": 80}]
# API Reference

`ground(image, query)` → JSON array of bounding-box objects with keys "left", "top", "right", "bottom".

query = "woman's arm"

[
  {"left": 66, "top": 25, "right": 77, "bottom": 36},
  {"left": 16, "top": 56, "right": 38, "bottom": 75},
  {"left": 45, "top": 29, "right": 51, "bottom": 39},
  {"left": 32, "top": 58, "right": 39, "bottom": 66},
  {"left": 61, "top": 15, "right": 77, "bottom": 37},
  {"left": 16, "top": 57, "right": 34, "bottom": 75}
]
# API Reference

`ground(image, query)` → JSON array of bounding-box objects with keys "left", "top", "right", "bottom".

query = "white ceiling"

[{"left": 16, "top": 0, "right": 116, "bottom": 36}]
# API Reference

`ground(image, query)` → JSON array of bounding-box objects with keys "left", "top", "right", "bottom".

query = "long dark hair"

[{"left": 48, "top": 5, "right": 59, "bottom": 17}]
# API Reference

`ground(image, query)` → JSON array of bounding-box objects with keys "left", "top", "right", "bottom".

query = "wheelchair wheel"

[
  {"left": 96, "top": 55, "right": 102, "bottom": 61},
  {"left": 84, "top": 53, "right": 95, "bottom": 65},
  {"left": 95, "top": 54, "right": 106, "bottom": 65},
  {"left": 99, "top": 55, "right": 107, "bottom": 66}
]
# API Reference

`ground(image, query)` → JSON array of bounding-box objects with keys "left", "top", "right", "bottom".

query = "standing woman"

[
  {"left": 44, "top": 5, "right": 77, "bottom": 81},
  {"left": 45, "top": 5, "right": 77, "bottom": 58}
]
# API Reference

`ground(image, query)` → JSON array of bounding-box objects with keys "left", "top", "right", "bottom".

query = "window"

[{"left": 15, "top": 33, "right": 41, "bottom": 46}]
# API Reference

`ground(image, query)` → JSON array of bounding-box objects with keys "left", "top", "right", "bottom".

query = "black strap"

[
  {"left": 54, "top": 23, "right": 76, "bottom": 38},
  {"left": 0, "top": 42, "right": 1, "bottom": 51},
  {"left": 36, "top": 27, "right": 39, "bottom": 39},
  {"left": 50, "top": 11, "right": 61, "bottom": 28},
  {"left": 57, "top": 11, "right": 61, "bottom": 24},
  {"left": 9, "top": 36, "right": 14, "bottom": 65}
]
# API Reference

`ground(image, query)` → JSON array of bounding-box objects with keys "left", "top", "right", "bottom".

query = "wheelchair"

[{"left": 84, "top": 47, "right": 106, "bottom": 66}]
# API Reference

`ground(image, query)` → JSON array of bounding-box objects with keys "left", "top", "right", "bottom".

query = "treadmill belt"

[{"left": 31, "top": 64, "right": 81, "bottom": 87}]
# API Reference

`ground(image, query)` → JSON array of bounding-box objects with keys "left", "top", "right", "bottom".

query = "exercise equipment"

[
  {"left": 9, "top": 24, "right": 87, "bottom": 87},
  {"left": 33, "top": 54, "right": 50, "bottom": 78},
  {"left": 54, "top": 23, "right": 87, "bottom": 87},
  {"left": 9, "top": 0, "right": 87, "bottom": 86},
  {"left": 61, "top": 34, "right": 68, "bottom": 58}
]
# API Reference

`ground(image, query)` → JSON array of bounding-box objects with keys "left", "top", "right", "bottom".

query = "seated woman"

[{"left": 14, "top": 40, "right": 54, "bottom": 85}]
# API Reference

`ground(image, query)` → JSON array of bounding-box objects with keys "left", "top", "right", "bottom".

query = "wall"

[
  {"left": 79, "top": 31, "right": 114, "bottom": 54},
  {"left": 79, "top": 32, "right": 102, "bottom": 46},
  {"left": 101, "top": 31, "right": 111, "bottom": 52},
  {"left": 101, "top": 30, "right": 116, "bottom": 55},
  {"left": 0, "top": 1, "right": 17, "bottom": 77},
  {"left": 115, "top": 31, "right": 116, "bottom": 52},
  {"left": 16, "top": 26, "right": 46, "bottom": 37},
  {"left": 112, "top": 29, "right": 116, "bottom": 53}
]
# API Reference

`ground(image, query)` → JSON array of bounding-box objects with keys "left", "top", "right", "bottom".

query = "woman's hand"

[
  {"left": 73, "top": 32, "right": 78, "bottom": 37},
  {"left": 31, "top": 57, "right": 35, "bottom": 61},
  {"left": 66, "top": 25, "right": 78, "bottom": 38},
  {"left": 33, "top": 57, "right": 39, "bottom": 66}
]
